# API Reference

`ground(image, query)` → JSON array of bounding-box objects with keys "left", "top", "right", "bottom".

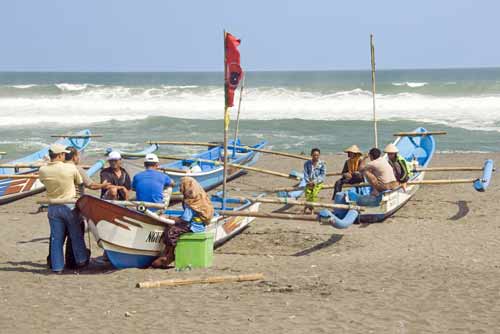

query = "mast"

[
  {"left": 222, "top": 30, "right": 229, "bottom": 209},
  {"left": 370, "top": 33, "right": 378, "bottom": 148},
  {"left": 232, "top": 77, "right": 245, "bottom": 157}
]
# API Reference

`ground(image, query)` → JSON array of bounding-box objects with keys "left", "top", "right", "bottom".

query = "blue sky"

[{"left": 1, "top": 0, "right": 499, "bottom": 71}]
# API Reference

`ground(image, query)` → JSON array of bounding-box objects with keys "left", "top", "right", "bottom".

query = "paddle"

[{"left": 146, "top": 140, "right": 310, "bottom": 161}]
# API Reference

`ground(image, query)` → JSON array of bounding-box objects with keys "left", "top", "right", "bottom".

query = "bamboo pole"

[
  {"left": 370, "top": 33, "right": 378, "bottom": 148},
  {"left": 327, "top": 166, "right": 489, "bottom": 177},
  {"left": 50, "top": 135, "right": 103, "bottom": 138},
  {"left": 136, "top": 273, "right": 264, "bottom": 288},
  {"left": 393, "top": 131, "right": 447, "bottom": 137},
  {"left": 218, "top": 210, "right": 320, "bottom": 221},
  {"left": 146, "top": 141, "right": 309, "bottom": 161},
  {"left": 0, "top": 174, "right": 39, "bottom": 179},
  {"left": 223, "top": 30, "right": 229, "bottom": 209},
  {"left": 0, "top": 164, "right": 92, "bottom": 169},
  {"left": 241, "top": 196, "right": 364, "bottom": 211},
  {"left": 271, "top": 178, "right": 480, "bottom": 192},
  {"left": 0, "top": 152, "right": 6, "bottom": 155}
]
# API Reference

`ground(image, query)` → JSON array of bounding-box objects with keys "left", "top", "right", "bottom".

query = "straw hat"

[
  {"left": 344, "top": 145, "right": 362, "bottom": 154},
  {"left": 384, "top": 143, "right": 399, "bottom": 153}
]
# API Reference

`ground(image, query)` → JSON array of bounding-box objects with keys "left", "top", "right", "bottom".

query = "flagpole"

[
  {"left": 232, "top": 76, "right": 245, "bottom": 157},
  {"left": 222, "top": 30, "right": 229, "bottom": 209},
  {"left": 370, "top": 33, "right": 378, "bottom": 148}
]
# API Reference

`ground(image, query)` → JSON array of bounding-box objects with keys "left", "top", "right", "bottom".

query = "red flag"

[{"left": 225, "top": 33, "right": 243, "bottom": 108}]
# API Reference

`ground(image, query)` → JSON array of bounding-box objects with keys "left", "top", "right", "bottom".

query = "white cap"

[
  {"left": 144, "top": 153, "right": 159, "bottom": 163},
  {"left": 107, "top": 151, "right": 122, "bottom": 161},
  {"left": 49, "top": 143, "right": 70, "bottom": 154}
]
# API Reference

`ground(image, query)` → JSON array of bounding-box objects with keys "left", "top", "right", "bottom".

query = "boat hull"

[{"left": 76, "top": 195, "right": 260, "bottom": 269}]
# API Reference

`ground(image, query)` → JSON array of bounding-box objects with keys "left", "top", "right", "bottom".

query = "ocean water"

[{"left": 0, "top": 69, "right": 499, "bottom": 157}]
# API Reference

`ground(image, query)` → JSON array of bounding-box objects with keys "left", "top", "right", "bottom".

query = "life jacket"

[{"left": 396, "top": 154, "right": 413, "bottom": 181}]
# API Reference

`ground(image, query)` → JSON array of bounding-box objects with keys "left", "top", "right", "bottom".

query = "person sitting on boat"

[
  {"left": 303, "top": 148, "right": 326, "bottom": 214},
  {"left": 360, "top": 147, "right": 399, "bottom": 196},
  {"left": 151, "top": 177, "right": 214, "bottom": 269},
  {"left": 65, "top": 147, "right": 109, "bottom": 196},
  {"left": 332, "top": 145, "right": 364, "bottom": 199},
  {"left": 39, "top": 144, "right": 89, "bottom": 274},
  {"left": 132, "top": 153, "right": 176, "bottom": 209},
  {"left": 100, "top": 151, "right": 131, "bottom": 201},
  {"left": 384, "top": 144, "right": 411, "bottom": 187}
]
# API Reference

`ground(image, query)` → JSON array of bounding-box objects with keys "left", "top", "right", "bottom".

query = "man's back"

[
  {"left": 133, "top": 169, "right": 172, "bottom": 203},
  {"left": 366, "top": 157, "right": 396, "bottom": 183},
  {"left": 39, "top": 161, "right": 82, "bottom": 200}
]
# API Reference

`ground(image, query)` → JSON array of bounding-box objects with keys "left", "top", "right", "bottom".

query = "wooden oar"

[
  {"left": 137, "top": 273, "right": 264, "bottom": 288},
  {"left": 0, "top": 174, "right": 39, "bottom": 179},
  {"left": 272, "top": 178, "right": 480, "bottom": 192},
  {"left": 146, "top": 140, "right": 309, "bottom": 161},
  {"left": 50, "top": 134, "right": 103, "bottom": 138},
  {"left": 240, "top": 196, "right": 364, "bottom": 211},
  {"left": 393, "top": 131, "right": 447, "bottom": 137}
]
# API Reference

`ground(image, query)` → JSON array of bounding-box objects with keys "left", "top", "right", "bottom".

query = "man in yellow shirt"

[{"left": 39, "top": 144, "right": 88, "bottom": 274}]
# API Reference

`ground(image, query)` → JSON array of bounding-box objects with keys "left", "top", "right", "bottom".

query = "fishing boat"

[
  {"left": 160, "top": 139, "right": 267, "bottom": 193},
  {"left": 0, "top": 130, "right": 94, "bottom": 205},
  {"left": 319, "top": 127, "right": 494, "bottom": 228},
  {"left": 76, "top": 194, "right": 260, "bottom": 269}
]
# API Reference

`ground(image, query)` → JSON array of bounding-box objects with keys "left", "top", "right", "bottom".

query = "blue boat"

[
  {"left": 0, "top": 130, "right": 94, "bottom": 204},
  {"left": 161, "top": 139, "right": 267, "bottom": 193},
  {"left": 320, "top": 127, "right": 495, "bottom": 228}
]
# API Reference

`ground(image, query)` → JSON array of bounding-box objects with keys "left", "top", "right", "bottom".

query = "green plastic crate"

[{"left": 175, "top": 232, "right": 214, "bottom": 269}]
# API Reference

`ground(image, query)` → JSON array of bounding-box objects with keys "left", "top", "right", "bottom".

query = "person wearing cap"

[
  {"left": 384, "top": 144, "right": 411, "bottom": 184},
  {"left": 39, "top": 144, "right": 89, "bottom": 274},
  {"left": 332, "top": 145, "right": 364, "bottom": 199},
  {"left": 132, "top": 153, "right": 175, "bottom": 209},
  {"left": 100, "top": 151, "right": 131, "bottom": 200},
  {"left": 360, "top": 147, "right": 399, "bottom": 196},
  {"left": 303, "top": 148, "right": 326, "bottom": 214}
]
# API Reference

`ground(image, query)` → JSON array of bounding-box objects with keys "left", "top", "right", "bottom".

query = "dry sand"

[{"left": 1, "top": 153, "right": 499, "bottom": 333}]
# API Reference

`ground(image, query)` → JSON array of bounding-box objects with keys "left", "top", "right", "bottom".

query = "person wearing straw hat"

[
  {"left": 39, "top": 144, "right": 89, "bottom": 274},
  {"left": 384, "top": 143, "right": 411, "bottom": 185},
  {"left": 332, "top": 145, "right": 365, "bottom": 199}
]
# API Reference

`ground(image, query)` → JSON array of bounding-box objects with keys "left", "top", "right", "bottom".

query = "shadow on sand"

[{"left": 293, "top": 234, "right": 343, "bottom": 256}]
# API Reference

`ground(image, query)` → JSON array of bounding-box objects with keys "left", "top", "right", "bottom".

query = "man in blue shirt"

[{"left": 132, "top": 154, "right": 176, "bottom": 209}]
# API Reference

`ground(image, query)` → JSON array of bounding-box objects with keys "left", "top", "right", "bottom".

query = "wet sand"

[{"left": 1, "top": 152, "right": 499, "bottom": 333}]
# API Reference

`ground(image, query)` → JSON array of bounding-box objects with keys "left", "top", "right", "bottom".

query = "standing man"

[
  {"left": 132, "top": 154, "right": 176, "bottom": 210},
  {"left": 65, "top": 147, "right": 109, "bottom": 196},
  {"left": 100, "top": 151, "right": 131, "bottom": 200},
  {"left": 303, "top": 148, "right": 326, "bottom": 214},
  {"left": 39, "top": 144, "right": 89, "bottom": 274}
]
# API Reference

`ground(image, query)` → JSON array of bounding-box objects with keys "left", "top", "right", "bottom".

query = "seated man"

[
  {"left": 332, "top": 145, "right": 364, "bottom": 199},
  {"left": 303, "top": 148, "right": 326, "bottom": 214},
  {"left": 361, "top": 148, "right": 399, "bottom": 196},
  {"left": 132, "top": 154, "right": 176, "bottom": 209},
  {"left": 100, "top": 151, "right": 131, "bottom": 200},
  {"left": 384, "top": 144, "right": 411, "bottom": 185}
]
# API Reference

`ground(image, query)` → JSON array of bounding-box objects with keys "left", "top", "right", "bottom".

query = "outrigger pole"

[{"left": 370, "top": 33, "right": 378, "bottom": 148}]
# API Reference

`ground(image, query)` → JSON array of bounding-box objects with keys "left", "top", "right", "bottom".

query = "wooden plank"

[
  {"left": 136, "top": 273, "right": 264, "bottom": 288},
  {"left": 0, "top": 174, "right": 39, "bottom": 179}
]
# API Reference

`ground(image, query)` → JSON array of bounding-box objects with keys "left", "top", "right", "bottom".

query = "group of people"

[
  {"left": 39, "top": 145, "right": 213, "bottom": 274},
  {"left": 302, "top": 143, "right": 413, "bottom": 213}
]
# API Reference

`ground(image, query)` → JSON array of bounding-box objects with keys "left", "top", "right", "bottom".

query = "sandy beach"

[{"left": 1, "top": 152, "right": 499, "bottom": 333}]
